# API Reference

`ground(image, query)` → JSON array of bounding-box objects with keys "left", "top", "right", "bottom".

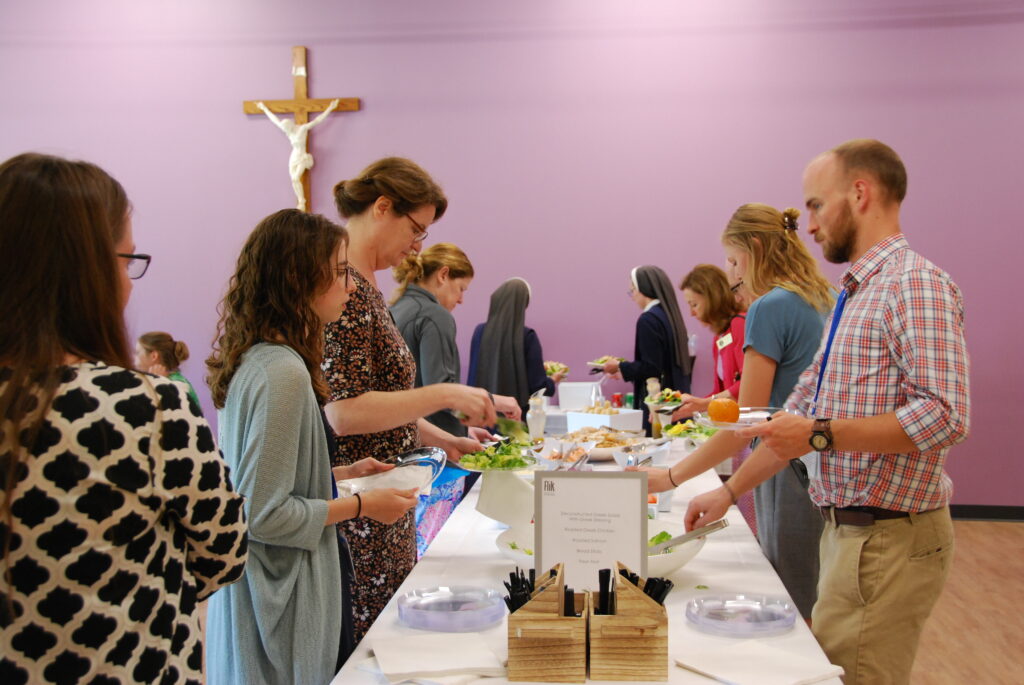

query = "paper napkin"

[
  {"left": 674, "top": 640, "right": 844, "bottom": 685},
  {"left": 371, "top": 632, "right": 505, "bottom": 684}
]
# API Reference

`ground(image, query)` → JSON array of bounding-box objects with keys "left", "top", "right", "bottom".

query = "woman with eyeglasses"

[
  {"left": 672, "top": 264, "right": 756, "bottom": 534},
  {"left": 323, "top": 157, "right": 497, "bottom": 641},
  {"left": 0, "top": 153, "right": 248, "bottom": 684},
  {"left": 672, "top": 265, "right": 748, "bottom": 420},
  {"left": 135, "top": 331, "right": 200, "bottom": 407},
  {"left": 205, "top": 209, "right": 418, "bottom": 683},
  {"left": 602, "top": 265, "right": 693, "bottom": 432},
  {"left": 635, "top": 204, "right": 834, "bottom": 620}
]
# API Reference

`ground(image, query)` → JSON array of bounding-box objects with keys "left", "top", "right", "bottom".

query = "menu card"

[{"left": 534, "top": 471, "right": 647, "bottom": 590}]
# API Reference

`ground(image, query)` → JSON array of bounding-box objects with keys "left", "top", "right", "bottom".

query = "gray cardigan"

[
  {"left": 207, "top": 344, "right": 342, "bottom": 685},
  {"left": 390, "top": 283, "right": 465, "bottom": 436}
]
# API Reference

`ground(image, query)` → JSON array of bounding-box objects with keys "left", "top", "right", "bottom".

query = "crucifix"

[{"left": 243, "top": 46, "right": 360, "bottom": 212}]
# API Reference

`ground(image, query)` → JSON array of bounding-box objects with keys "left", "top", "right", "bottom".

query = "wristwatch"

[{"left": 809, "top": 418, "right": 833, "bottom": 452}]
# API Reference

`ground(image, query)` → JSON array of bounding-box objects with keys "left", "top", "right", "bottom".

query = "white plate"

[
  {"left": 694, "top": 407, "right": 784, "bottom": 430},
  {"left": 685, "top": 594, "right": 797, "bottom": 637}
]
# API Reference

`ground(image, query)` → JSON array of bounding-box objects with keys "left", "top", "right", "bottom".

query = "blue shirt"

[{"left": 744, "top": 287, "right": 827, "bottom": 408}]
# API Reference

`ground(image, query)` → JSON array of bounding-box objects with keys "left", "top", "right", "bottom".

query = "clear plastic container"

[
  {"left": 685, "top": 594, "right": 797, "bottom": 637},
  {"left": 397, "top": 585, "right": 506, "bottom": 632}
]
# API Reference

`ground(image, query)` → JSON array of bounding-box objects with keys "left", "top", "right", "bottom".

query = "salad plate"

[{"left": 455, "top": 443, "right": 537, "bottom": 472}]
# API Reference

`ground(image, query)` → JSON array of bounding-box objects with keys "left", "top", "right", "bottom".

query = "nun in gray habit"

[
  {"left": 604, "top": 265, "right": 692, "bottom": 430},
  {"left": 467, "top": 277, "right": 556, "bottom": 416}
]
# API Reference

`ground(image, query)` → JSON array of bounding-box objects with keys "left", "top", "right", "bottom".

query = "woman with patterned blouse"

[
  {"left": 323, "top": 158, "right": 497, "bottom": 641},
  {"left": 0, "top": 153, "right": 248, "bottom": 685}
]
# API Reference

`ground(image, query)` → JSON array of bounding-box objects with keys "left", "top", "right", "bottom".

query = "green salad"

[
  {"left": 648, "top": 530, "right": 674, "bottom": 555},
  {"left": 663, "top": 419, "right": 718, "bottom": 439},
  {"left": 459, "top": 441, "right": 531, "bottom": 470}
]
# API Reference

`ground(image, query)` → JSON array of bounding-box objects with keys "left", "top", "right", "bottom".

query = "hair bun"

[
  {"left": 392, "top": 252, "right": 424, "bottom": 286},
  {"left": 781, "top": 208, "right": 800, "bottom": 232}
]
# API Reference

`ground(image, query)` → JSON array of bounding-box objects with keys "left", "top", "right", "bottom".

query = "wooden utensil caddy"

[
  {"left": 506, "top": 562, "right": 667, "bottom": 683},
  {"left": 589, "top": 561, "right": 668, "bottom": 681},
  {"left": 507, "top": 563, "right": 589, "bottom": 683}
]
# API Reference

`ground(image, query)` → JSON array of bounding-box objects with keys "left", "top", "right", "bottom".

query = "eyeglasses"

[
  {"left": 335, "top": 264, "right": 352, "bottom": 290},
  {"left": 118, "top": 253, "right": 151, "bottom": 279},
  {"left": 405, "top": 214, "right": 429, "bottom": 243}
]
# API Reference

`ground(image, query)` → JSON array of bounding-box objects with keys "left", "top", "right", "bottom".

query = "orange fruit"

[{"left": 707, "top": 397, "right": 740, "bottom": 423}]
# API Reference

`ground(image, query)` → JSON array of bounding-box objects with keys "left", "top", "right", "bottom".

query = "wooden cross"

[{"left": 243, "top": 46, "right": 360, "bottom": 212}]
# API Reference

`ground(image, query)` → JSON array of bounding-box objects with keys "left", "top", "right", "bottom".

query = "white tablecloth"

[{"left": 332, "top": 444, "right": 841, "bottom": 684}]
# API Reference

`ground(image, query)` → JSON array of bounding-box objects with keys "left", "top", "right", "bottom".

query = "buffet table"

[{"left": 332, "top": 445, "right": 841, "bottom": 684}]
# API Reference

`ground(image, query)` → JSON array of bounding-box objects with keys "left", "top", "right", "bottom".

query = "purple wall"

[{"left": 2, "top": 1, "right": 1020, "bottom": 505}]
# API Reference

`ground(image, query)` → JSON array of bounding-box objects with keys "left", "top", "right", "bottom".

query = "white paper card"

[
  {"left": 534, "top": 471, "right": 647, "bottom": 590},
  {"left": 675, "top": 640, "right": 844, "bottom": 685}
]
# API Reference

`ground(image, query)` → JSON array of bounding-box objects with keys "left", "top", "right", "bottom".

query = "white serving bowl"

[
  {"left": 645, "top": 520, "right": 706, "bottom": 578},
  {"left": 496, "top": 527, "right": 535, "bottom": 568},
  {"left": 610, "top": 442, "right": 671, "bottom": 469}
]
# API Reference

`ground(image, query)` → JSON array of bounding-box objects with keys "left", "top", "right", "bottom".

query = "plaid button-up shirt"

[{"left": 786, "top": 234, "right": 970, "bottom": 511}]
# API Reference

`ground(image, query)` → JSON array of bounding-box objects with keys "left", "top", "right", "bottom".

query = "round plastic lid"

[
  {"left": 685, "top": 594, "right": 797, "bottom": 637},
  {"left": 397, "top": 585, "right": 506, "bottom": 633}
]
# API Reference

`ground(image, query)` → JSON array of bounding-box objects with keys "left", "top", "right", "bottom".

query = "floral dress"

[{"left": 323, "top": 270, "right": 418, "bottom": 642}]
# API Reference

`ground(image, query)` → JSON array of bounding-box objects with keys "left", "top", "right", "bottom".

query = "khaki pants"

[{"left": 812, "top": 507, "right": 953, "bottom": 685}]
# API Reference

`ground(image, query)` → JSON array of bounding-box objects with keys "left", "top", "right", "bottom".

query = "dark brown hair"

[
  {"left": 679, "top": 264, "right": 744, "bottom": 335},
  {"left": 138, "top": 332, "right": 190, "bottom": 372},
  {"left": 830, "top": 139, "right": 907, "bottom": 205},
  {"left": 0, "top": 152, "right": 131, "bottom": 597},
  {"left": 206, "top": 209, "right": 346, "bottom": 409},
  {"left": 333, "top": 157, "right": 447, "bottom": 221}
]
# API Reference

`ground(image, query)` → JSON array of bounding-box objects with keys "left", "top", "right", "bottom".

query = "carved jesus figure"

[{"left": 257, "top": 98, "right": 340, "bottom": 211}]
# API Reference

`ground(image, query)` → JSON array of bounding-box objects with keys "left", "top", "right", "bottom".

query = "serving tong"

[{"left": 647, "top": 518, "right": 729, "bottom": 555}]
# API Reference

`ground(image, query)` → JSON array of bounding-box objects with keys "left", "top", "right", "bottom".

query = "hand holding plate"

[
  {"left": 735, "top": 411, "right": 814, "bottom": 461},
  {"left": 360, "top": 487, "right": 420, "bottom": 524}
]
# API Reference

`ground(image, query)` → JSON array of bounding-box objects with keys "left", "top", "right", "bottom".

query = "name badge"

[{"left": 716, "top": 333, "right": 733, "bottom": 350}]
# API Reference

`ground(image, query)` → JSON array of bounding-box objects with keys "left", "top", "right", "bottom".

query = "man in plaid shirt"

[{"left": 685, "top": 139, "right": 969, "bottom": 685}]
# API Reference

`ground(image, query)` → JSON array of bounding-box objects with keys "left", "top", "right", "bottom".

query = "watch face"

[{"left": 810, "top": 433, "right": 829, "bottom": 450}]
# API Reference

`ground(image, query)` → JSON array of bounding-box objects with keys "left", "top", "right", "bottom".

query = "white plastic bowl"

[
  {"left": 496, "top": 527, "right": 535, "bottom": 568},
  {"left": 645, "top": 520, "right": 706, "bottom": 578}
]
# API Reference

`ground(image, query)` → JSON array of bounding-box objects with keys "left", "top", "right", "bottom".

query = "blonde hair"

[
  {"left": 722, "top": 203, "right": 834, "bottom": 313},
  {"left": 390, "top": 242, "right": 474, "bottom": 304}
]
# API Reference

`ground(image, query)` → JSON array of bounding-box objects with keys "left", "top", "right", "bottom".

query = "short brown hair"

[
  {"left": 830, "top": 139, "right": 907, "bottom": 205},
  {"left": 679, "top": 264, "right": 743, "bottom": 335},
  {"left": 333, "top": 157, "right": 447, "bottom": 221}
]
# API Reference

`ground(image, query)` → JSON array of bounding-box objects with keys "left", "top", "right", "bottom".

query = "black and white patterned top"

[{"left": 0, "top": 363, "right": 248, "bottom": 685}]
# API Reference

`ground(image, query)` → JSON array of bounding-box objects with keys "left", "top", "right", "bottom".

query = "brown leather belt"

[{"left": 818, "top": 506, "right": 911, "bottom": 527}]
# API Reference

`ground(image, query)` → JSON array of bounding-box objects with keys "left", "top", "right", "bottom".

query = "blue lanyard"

[{"left": 811, "top": 288, "right": 849, "bottom": 416}]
